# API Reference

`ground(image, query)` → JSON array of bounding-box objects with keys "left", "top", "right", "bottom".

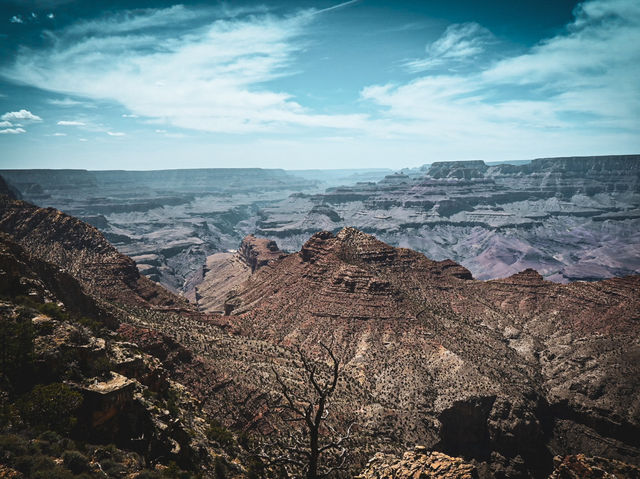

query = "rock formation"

[
  {"left": 0, "top": 192, "right": 189, "bottom": 311},
  {"left": 357, "top": 447, "right": 477, "bottom": 479},
  {"left": 195, "top": 234, "right": 286, "bottom": 313},
  {"left": 210, "top": 227, "right": 640, "bottom": 477}
]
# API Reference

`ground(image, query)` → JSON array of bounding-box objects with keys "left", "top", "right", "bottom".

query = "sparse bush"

[
  {"left": 37, "top": 302, "right": 69, "bottom": 321},
  {"left": 16, "top": 383, "right": 83, "bottom": 434},
  {"left": 62, "top": 449, "right": 91, "bottom": 474},
  {"left": 206, "top": 419, "right": 234, "bottom": 448},
  {"left": 214, "top": 456, "right": 228, "bottom": 479},
  {"left": 77, "top": 316, "right": 105, "bottom": 335}
]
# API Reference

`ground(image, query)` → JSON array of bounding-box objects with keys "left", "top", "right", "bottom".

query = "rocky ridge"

[
  {"left": 214, "top": 227, "right": 640, "bottom": 477},
  {"left": 0, "top": 194, "right": 189, "bottom": 312}
]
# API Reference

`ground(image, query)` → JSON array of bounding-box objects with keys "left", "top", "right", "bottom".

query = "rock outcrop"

[
  {"left": 194, "top": 235, "right": 286, "bottom": 313},
  {"left": 549, "top": 454, "right": 640, "bottom": 479},
  {"left": 358, "top": 447, "right": 477, "bottom": 479}
]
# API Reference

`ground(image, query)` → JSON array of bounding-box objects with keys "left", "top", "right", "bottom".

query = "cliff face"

[
  {"left": 0, "top": 195, "right": 189, "bottom": 311},
  {"left": 212, "top": 227, "right": 640, "bottom": 477}
]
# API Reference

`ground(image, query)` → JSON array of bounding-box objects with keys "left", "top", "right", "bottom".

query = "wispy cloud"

[
  {"left": 47, "top": 98, "right": 92, "bottom": 107},
  {"left": 0, "top": 121, "right": 12, "bottom": 127},
  {"left": 1, "top": 109, "right": 41, "bottom": 122},
  {"left": 0, "top": 127, "right": 26, "bottom": 134},
  {"left": 9, "top": 15, "right": 23, "bottom": 24},
  {"left": 404, "top": 23, "right": 493, "bottom": 73},
  {"left": 52, "top": 132, "right": 66, "bottom": 136},
  {"left": 57, "top": 120, "right": 85, "bottom": 126},
  {"left": 2, "top": 5, "right": 365, "bottom": 134},
  {"left": 361, "top": 0, "right": 640, "bottom": 156},
  {"left": 106, "top": 131, "right": 125, "bottom": 136}
]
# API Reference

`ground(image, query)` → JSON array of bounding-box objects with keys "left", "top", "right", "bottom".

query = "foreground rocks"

[{"left": 357, "top": 448, "right": 477, "bottom": 479}]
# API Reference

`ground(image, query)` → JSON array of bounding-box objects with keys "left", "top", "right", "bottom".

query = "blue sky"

[{"left": 0, "top": 0, "right": 638, "bottom": 170}]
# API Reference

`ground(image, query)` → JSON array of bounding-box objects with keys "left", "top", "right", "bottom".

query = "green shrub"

[
  {"left": 0, "top": 316, "right": 35, "bottom": 391},
  {"left": 136, "top": 471, "right": 163, "bottom": 479},
  {"left": 16, "top": 383, "right": 83, "bottom": 434},
  {"left": 14, "top": 453, "right": 56, "bottom": 475},
  {"left": 214, "top": 456, "right": 228, "bottom": 479},
  {"left": 37, "top": 302, "right": 70, "bottom": 321},
  {"left": 62, "top": 449, "right": 91, "bottom": 474},
  {"left": 77, "top": 317, "right": 105, "bottom": 335},
  {"left": 0, "top": 433, "right": 28, "bottom": 457},
  {"left": 206, "top": 420, "right": 234, "bottom": 448},
  {"left": 32, "top": 465, "right": 76, "bottom": 479},
  {"left": 100, "top": 458, "right": 127, "bottom": 477}
]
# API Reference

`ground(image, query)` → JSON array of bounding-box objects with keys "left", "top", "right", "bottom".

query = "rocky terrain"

[
  {"left": 254, "top": 155, "right": 640, "bottom": 282},
  {"left": 1, "top": 176, "right": 639, "bottom": 478}
]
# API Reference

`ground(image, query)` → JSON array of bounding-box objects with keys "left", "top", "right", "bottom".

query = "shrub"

[
  {"left": 0, "top": 316, "right": 35, "bottom": 391},
  {"left": 214, "top": 456, "right": 228, "bottom": 479},
  {"left": 0, "top": 433, "right": 28, "bottom": 457},
  {"left": 16, "top": 383, "right": 83, "bottom": 434},
  {"left": 206, "top": 420, "right": 234, "bottom": 449},
  {"left": 32, "top": 465, "right": 76, "bottom": 479},
  {"left": 14, "top": 453, "right": 56, "bottom": 475},
  {"left": 37, "top": 302, "right": 70, "bottom": 321},
  {"left": 135, "top": 471, "right": 163, "bottom": 479},
  {"left": 62, "top": 450, "right": 91, "bottom": 474},
  {"left": 77, "top": 317, "right": 105, "bottom": 335},
  {"left": 100, "top": 458, "right": 127, "bottom": 477}
]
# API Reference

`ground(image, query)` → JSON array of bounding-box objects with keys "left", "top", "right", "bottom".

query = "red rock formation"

[
  {"left": 0, "top": 195, "right": 190, "bottom": 311},
  {"left": 238, "top": 234, "right": 286, "bottom": 273},
  {"left": 212, "top": 227, "right": 640, "bottom": 475}
]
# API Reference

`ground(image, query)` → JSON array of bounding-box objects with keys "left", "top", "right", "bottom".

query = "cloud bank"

[{"left": 3, "top": 5, "right": 365, "bottom": 134}]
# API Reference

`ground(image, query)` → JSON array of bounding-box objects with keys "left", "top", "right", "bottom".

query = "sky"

[{"left": 0, "top": 0, "right": 638, "bottom": 170}]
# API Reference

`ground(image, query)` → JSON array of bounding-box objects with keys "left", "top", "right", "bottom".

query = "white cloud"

[
  {"left": 47, "top": 98, "right": 90, "bottom": 107},
  {"left": 0, "top": 121, "right": 12, "bottom": 127},
  {"left": 52, "top": 132, "right": 67, "bottom": 136},
  {"left": 47, "top": 13, "right": 55, "bottom": 20},
  {"left": 79, "top": 138, "right": 88, "bottom": 141},
  {"left": 10, "top": 15, "right": 23, "bottom": 24},
  {"left": 106, "top": 131, "right": 125, "bottom": 136},
  {"left": 122, "top": 114, "right": 138, "bottom": 118},
  {"left": 1, "top": 109, "right": 41, "bottom": 122},
  {"left": 361, "top": 0, "right": 640, "bottom": 155},
  {"left": 0, "top": 127, "right": 26, "bottom": 134},
  {"left": 57, "top": 120, "right": 85, "bottom": 126},
  {"left": 1, "top": 5, "right": 366, "bottom": 134},
  {"left": 404, "top": 23, "right": 493, "bottom": 72}
]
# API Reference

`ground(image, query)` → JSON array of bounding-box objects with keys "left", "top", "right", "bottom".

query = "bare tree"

[{"left": 260, "top": 343, "right": 353, "bottom": 479}]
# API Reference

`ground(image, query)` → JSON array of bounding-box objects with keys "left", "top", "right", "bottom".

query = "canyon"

[
  {"left": 2, "top": 155, "right": 638, "bottom": 307},
  {"left": 1, "top": 177, "right": 639, "bottom": 477}
]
